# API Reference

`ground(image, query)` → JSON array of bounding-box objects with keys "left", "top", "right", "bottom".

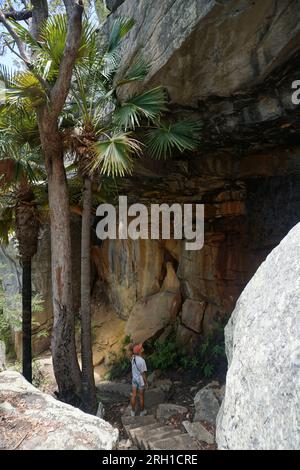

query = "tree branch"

[
  {"left": 4, "top": 9, "right": 32, "bottom": 21},
  {"left": 50, "top": 1, "right": 84, "bottom": 119},
  {"left": 0, "top": 10, "right": 31, "bottom": 65},
  {"left": 0, "top": 10, "right": 50, "bottom": 94}
]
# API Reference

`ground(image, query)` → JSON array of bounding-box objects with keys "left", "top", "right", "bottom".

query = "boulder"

[
  {"left": 161, "top": 262, "right": 180, "bottom": 293},
  {"left": 0, "top": 371, "right": 118, "bottom": 450},
  {"left": 118, "top": 439, "right": 132, "bottom": 450},
  {"left": 176, "top": 324, "right": 200, "bottom": 355},
  {"left": 96, "top": 381, "right": 131, "bottom": 399},
  {"left": 94, "top": 239, "right": 164, "bottom": 319},
  {"left": 178, "top": 238, "right": 243, "bottom": 312},
  {"left": 182, "top": 421, "right": 214, "bottom": 445},
  {"left": 96, "top": 402, "right": 105, "bottom": 419},
  {"left": 152, "top": 379, "right": 172, "bottom": 393},
  {"left": 157, "top": 403, "right": 188, "bottom": 422},
  {"left": 194, "top": 385, "right": 220, "bottom": 425},
  {"left": 125, "top": 291, "right": 181, "bottom": 343},
  {"left": 164, "top": 239, "right": 182, "bottom": 262},
  {"left": 92, "top": 303, "right": 126, "bottom": 369},
  {"left": 105, "top": 0, "right": 125, "bottom": 12},
  {"left": 216, "top": 222, "right": 300, "bottom": 450},
  {"left": 181, "top": 299, "right": 206, "bottom": 333},
  {"left": 145, "top": 388, "right": 166, "bottom": 409}
]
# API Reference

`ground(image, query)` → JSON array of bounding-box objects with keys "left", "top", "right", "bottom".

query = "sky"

[{"left": 1, "top": 52, "right": 16, "bottom": 69}]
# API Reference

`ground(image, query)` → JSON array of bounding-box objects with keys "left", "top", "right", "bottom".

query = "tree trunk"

[
  {"left": 22, "top": 257, "right": 32, "bottom": 383},
  {"left": 40, "top": 124, "right": 82, "bottom": 406},
  {"left": 80, "top": 176, "right": 97, "bottom": 413},
  {"left": 15, "top": 191, "right": 39, "bottom": 385}
]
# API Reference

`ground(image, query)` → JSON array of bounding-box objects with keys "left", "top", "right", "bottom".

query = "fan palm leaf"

[
  {"left": 116, "top": 57, "right": 150, "bottom": 87},
  {"left": 89, "top": 132, "right": 142, "bottom": 177},
  {"left": 107, "top": 17, "right": 135, "bottom": 53},
  {"left": 145, "top": 120, "right": 201, "bottom": 159},
  {"left": 114, "top": 87, "right": 167, "bottom": 130}
]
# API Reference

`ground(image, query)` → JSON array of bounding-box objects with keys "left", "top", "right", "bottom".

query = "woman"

[{"left": 130, "top": 343, "right": 148, "bottom": 417}]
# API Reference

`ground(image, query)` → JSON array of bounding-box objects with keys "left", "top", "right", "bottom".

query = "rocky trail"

[{"left": 97, "top": 376, "right": 222, "bottom": 450}]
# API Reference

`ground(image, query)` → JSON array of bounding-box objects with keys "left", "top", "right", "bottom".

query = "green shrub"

[
  {"left": 105, "top": 355, "right": 131, "bottom": 380},
  {"left": 105, "top": 336, "right": 132, "bottom": 380},
  {"left": 147, "top": 334, "right": 178, "bottom": 371},
  {"left": 201, "top": 362, "right": 214, "bottom": 379},
  {"left": 212, "top": 343, "right": 225, "bottom": 358}
]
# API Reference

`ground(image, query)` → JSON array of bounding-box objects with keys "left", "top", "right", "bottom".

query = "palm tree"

[
  {"left": 0, "top": 109, "right": 44, "bottom": 382},
  {"left": 62, "top": 17, "right": 200, "bottom": 412}
]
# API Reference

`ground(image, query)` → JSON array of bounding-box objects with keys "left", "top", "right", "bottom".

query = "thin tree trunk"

[
  {"left": 41, "top": 126, "right": 82, "bottom": 405},
  {"left": 80, "top": 176, "right": 97, "bottom": 413},
  {"left": 22, "top": 257, "right": 32, "bottom": 383}
]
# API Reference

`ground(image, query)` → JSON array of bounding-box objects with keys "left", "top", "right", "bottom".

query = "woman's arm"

[{"left": 142, "top": 372, "right": 148, "bottom": 389}]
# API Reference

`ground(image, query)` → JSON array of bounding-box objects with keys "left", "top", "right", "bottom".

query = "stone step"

[
  {"left": 127, "top": 423, "right": 158, "bottom": 445},
  {"left": 122, "top": 415, "right": 157, "bottom": 435},
  {"left": 141, "top": 428, "right": 182, "bottom": 450},
  {"left": 149, "top": 434, "right": 200, "bottom": 451},
  {"left": 122, "top": 412, "right": 200, "bottom": 451},
  {"left": 130, "top": 424, "right": 182, "bottom": 449}
]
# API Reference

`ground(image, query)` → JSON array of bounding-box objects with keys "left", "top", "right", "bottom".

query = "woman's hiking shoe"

[
  {"left": 130, "top": 410, "right": 135, "bottom": 417},
  {"left": 140, "top": 410, "right": 147, "bottom": 416}
]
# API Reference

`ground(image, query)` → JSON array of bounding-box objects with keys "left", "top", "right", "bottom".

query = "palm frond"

[
  {"left": 101, "top": 49, "right": 121, "bottom": 80},
  {"left": 107, "top": 17, "right": 135, "bottom": 53},
  {"left": 9, "top": 19, "right": 42, "bottom": 51},
  {"left": 39, "top": 14, "right": 68, "bottom": 74},
  {"left": 3, "top": 71, "right": 47, "bottom": 108},
  {"left": 116, "top": 57, "right": 150, "bottom": 87},
  {"left": 114, "top": 87, "right": 168, "bottom": 130},
  {"left": 0, "top": 111, "right": 40, "bottom": 148},
  {"left": 89, "top": 132, "right": 142, "bottom": 177},
  {"left": 79, "top": 20, "right": 99, "bottom": 63},
  {"left": 0, "top": 64, "right": 15, "bottom": 87},
  {"left": 145, "top": 120, "right": 201, "bottom": 159}
]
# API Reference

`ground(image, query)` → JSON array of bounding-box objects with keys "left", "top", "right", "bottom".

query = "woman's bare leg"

[
  {"left": 131, "top": 386, "right": 137, "bottom": 412},
  {"left": 139, "top": 388, "right": 145, "bottom": 411}
]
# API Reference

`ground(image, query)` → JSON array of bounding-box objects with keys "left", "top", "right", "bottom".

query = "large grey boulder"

[
  {"left": 105, "top": 0, "right": 125, "bottom": 12},
  {"left": 194, "top": 385, "right": 220, "bottom": 424},
  {"left": 216, "top": 222, "right": 300, "bottom": 450},
  {"left": 0, "top": 371, "right": 118, "bottom": 450}
]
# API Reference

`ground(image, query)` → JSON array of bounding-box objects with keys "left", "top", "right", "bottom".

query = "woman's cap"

[{"left": 133, "top": 343, "right": 143, "bottom": 354}]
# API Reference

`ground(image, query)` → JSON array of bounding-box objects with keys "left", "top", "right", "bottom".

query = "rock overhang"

[{"left": 103, "top": 0, "right": 300, "bottom": 151}]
